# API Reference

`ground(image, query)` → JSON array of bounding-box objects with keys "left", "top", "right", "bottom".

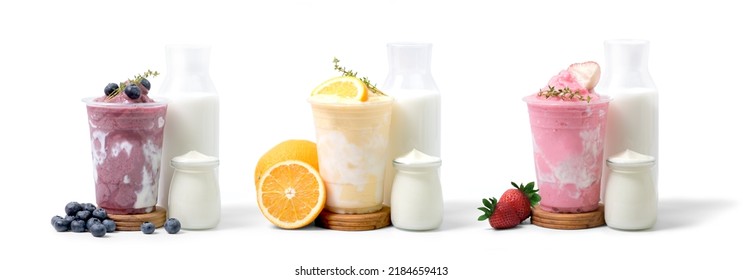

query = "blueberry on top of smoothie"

[
  {"left": 140, "top": 78, "right": 151, "bottom": 90},
  {"left": 124, "top": 84, "right": 141, "bottom": 99},
  {"left": 104, "top": 83, "right": 119, "bottom": 96}
]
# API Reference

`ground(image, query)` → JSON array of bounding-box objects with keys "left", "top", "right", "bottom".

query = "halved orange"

[
  {"left": 310, "top": 76, "right": 368, "bottom": 101},
  {"left": 254, "top": 139, "right": 318, "bottom": 189},
  {"left": 257, "top": 160, "right": 326, "bottom": 229}
]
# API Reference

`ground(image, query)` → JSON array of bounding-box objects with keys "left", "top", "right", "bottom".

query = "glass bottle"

[
  {"left": 599, "top": 39, "right": 659, "bottom": 201},
  {"left": 158, "top": 45, "right": 220, "bottom": 209},
  {"left": 382, "top": 42, "right": 441, "bottom": 206}
]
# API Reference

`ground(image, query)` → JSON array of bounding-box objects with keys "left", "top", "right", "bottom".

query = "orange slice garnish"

[{"left": 310, "top": 76, "right": 368, "bottom": 102}]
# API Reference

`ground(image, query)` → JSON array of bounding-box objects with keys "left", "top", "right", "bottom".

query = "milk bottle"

[
  {"left": 599, "top": 39, "right": 659, "bottom": 201},
  {"left": 382, "top": 43, "right": 441, "bottom": 206},
  {"left": 158, "top": 45, "right": 219, "bottom": 209}
]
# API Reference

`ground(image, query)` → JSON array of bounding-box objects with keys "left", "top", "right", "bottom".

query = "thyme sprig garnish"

[
  {"left": 106, "top": 69, "right": 160, "bottom": 100},
  {"left": 538, "top": 86, "right": 592, "bottom": 103},
  {"left": 132, "top": 69, "right": 160, "bottom": 84},
  {"left": 332, "top": 57, "right": 385, "bottom": 95}
]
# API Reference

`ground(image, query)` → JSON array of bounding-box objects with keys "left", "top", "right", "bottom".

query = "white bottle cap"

[{"left": 387, "top": 43, "right": 433, "bottom": 74}]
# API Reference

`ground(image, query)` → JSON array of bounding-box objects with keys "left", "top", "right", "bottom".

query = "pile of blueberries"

[
  {"left": 51, "top": 202, "right": 115, "bottom": 237},
  {"left": 51, "top": 201, "right": 181, "bottom": 237}
]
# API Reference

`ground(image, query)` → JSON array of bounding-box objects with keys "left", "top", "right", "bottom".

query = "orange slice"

[
  {"left": 254, "top": 140, "right": 318, "bottom": 189},
  {"left": 257, "top": 160, "right": 326, "bottom": 229},
  {"left": 311, "top": 76, "right": 368, "bottom": 101}
]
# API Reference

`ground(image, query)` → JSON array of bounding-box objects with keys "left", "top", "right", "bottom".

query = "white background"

[{"left": 1, "top": 0, "right": 741, "bottom": 279}]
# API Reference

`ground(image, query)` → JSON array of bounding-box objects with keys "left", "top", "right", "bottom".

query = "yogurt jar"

[
  {"left": 168, "top": 151, "right": 220, "bottom": 229},
  {"left": 390, "top": 149, "right": 443, "bottom": 231},
  {"left": 604, "top": 149, "right": 656, "bottom": 230}
]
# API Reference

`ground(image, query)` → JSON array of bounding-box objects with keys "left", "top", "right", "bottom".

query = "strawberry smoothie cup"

[
  {"left": 524, "top": 62, "right": 610, "bottom": 213},
  {"left": 525, "top": 96, "right": 609, "bottom": 213}
]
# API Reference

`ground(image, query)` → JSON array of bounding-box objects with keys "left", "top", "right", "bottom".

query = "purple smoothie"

[{"left": 84, "top": 93, "right": 167, "bottom": 214}]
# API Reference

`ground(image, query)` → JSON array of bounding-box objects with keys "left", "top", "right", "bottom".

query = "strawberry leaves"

[
  {"left": 511, "top": 181, "right": 541, "bottom": 207},
  {"left": 477, "top": 197, "right": 497, "bottom": 221}
]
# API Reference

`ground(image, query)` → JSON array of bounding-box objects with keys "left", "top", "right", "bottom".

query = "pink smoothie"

[
  {"left": 84, "top": 93, "right": 167, "bottom": 214},
  {"left": 524, "top": 63, "right": 609, "bottom": 213}
]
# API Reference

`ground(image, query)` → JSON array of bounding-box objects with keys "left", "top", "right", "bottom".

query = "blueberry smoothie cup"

[{"left": 83, "top": 72, "right": 167, "bottom": 214}]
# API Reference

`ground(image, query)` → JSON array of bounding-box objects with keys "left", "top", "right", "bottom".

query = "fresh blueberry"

[
  {"left": 163, "top": 218, "right": 181, "bottom": 234},
  {"left": 65, "top": 202, "right": 83, "bottom": 216},
  {"left": 104, "top": 83, "right": 119, "bottom": 96},
  {"left": 81, "top": 203, "right": 97, "bottom": 213},
  {"left": 64, "top": 215, "right": 76, "bottom": 224},
  {"left": 140, "top": 222, "right": 155, "bottom": 234},
  {"left": 89, "top": 223, "right": 106, "bottom": 237},
  {"left": 51, "top": 215, "right": 63, "bottom": 226},
  {"left": 124, "top": 84, "right": 141, "bottom": 99},
  {"left": 53, "top": 218, "right": 70, "bottom": 232},
  {"left": 140, "top": 78, "right": 151, "bottom": 90},
  {"left": 76, "top": 210, "right": 91, "bottom": 221},
  {"left": 86, "top": 218, "right": 101, "bottom": 230},
  {"left": 92, "top": 208, "right": 107, "bottom": 220},
  {"left": 70, "top": 220, "right": 86, "bottom": 232},
  {"left": 102, "top": 219, "right": 116, "bottom": 232}
]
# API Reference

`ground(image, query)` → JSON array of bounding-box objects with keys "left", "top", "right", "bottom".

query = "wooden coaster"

[
  {"left": 315, "top": 206, "right": 391, "bottom": 231},
  {"left": 531, "top": 204, "right": 605, "bottom": 230},
  {"left": 107, "top": 206, "right": 167, "bottom": 231}
]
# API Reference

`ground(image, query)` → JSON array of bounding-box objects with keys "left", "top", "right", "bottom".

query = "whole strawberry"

[
  {"left": 478, "top": 197, "right": 521, "bottom": 229},
  {"left": 500, "top": 182, "right": 541, "bottom": 222}
]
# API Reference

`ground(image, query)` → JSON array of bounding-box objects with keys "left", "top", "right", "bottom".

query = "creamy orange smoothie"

[{"left": 309, "top": 93, "right": 393, "bottom": 214}]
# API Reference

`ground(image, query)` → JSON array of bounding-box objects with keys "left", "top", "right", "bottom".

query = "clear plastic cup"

[
  {"left": 524, "top": 95, "right": 610, "bottom": 213},
  {"left": 83, "top": 98, "right": 168, "bottom": 214},
  {"left": 309, "top": 97, "right": 393, "bottom": 214}
]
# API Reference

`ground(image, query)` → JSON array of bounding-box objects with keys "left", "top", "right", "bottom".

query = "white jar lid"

[
  {"left": 607, "top": 149, "right": 655, "bottom": 168},
  {"left": 393, "top": 149, "right": 441, "bottom": 170},
  {"left": 171, "top": 150, "right": 219, "bottom": 169}
]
